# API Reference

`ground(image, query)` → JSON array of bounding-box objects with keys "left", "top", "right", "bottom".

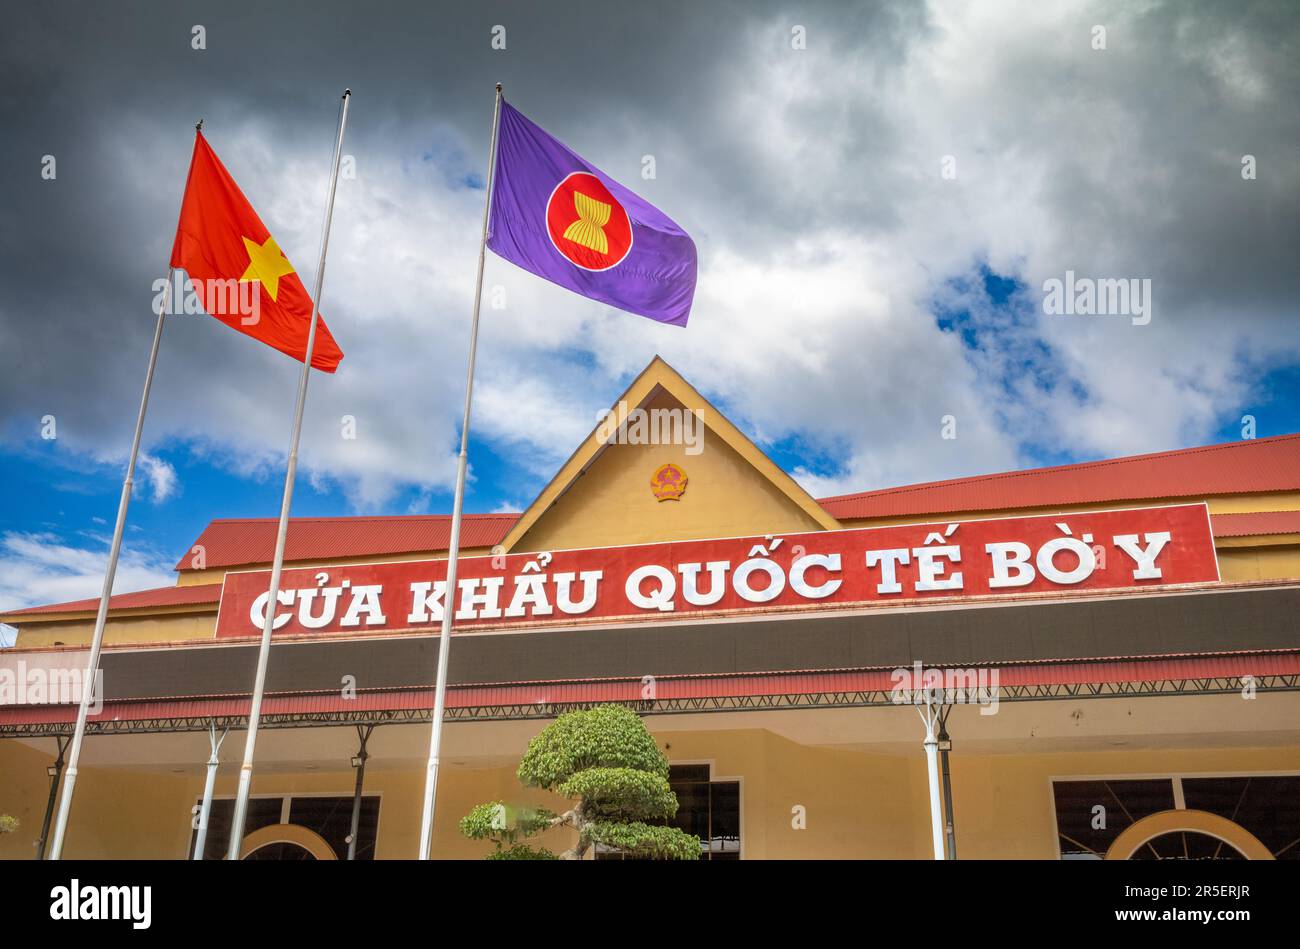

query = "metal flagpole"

[
  {"left": 226, "top": 89, "right": 352, "bottom": 860},
  {"left": 416, "top": 82, "right": 503, "bottom": 861},
  {"left": 192, "top": 721, "right": 228, "bottom": 859},
  {"left": 46, "top": 262, "right": 176, "bottom": 860}
]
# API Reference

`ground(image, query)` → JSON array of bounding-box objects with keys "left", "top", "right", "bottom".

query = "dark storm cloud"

[
  {"left": 0, "top": 0, "right": 927, "bottom": 488},
  {"left": 1, "top": 0, "right": 1298, "bottom": 513}
]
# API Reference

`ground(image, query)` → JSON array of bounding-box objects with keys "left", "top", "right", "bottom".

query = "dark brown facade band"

[{"left": 90, "top": 585, "right": 1300, "bottom": 702}]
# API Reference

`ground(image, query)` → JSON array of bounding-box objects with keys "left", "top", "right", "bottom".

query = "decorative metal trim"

[{"left": 2, "top": 673, "right": 1295, "bottom": 738}]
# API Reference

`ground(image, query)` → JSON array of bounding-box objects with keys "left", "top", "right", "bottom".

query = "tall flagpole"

[
  {"left": 417, "top": 82, "right": 503, "bottom": 860},
  {"left": 226, "top": 89, "right": 352, "bottom": 860},
  {"left": 46, "top": 261, "right": 176, "bottom": 859}
]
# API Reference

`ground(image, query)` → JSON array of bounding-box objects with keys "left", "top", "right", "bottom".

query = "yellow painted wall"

[
  {"left": 14, "top": 612, "right": 217, "bottom": 649},
  {"left": 515, "top": 390, "right": 825, "bottom": 553},
  {"left": 5, "top": 726, "right": 1296, "bottom": 860},
  {"left": 0, "top": 739, "right": 194, "bottom": 860},
  {"left": 652, "top": 728, "right": 925, "bottom": 859},
  {"left": 1217, "top": 545, "right": 1300, "bottom": 582}
]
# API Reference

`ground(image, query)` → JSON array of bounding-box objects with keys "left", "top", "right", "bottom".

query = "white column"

[{"left": 920, "top": 703, "right": 946, "bottom": 860}]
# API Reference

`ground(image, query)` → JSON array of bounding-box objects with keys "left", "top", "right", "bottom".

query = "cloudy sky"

[{"left": 1, "top": 0, "right": 1297, "bottom": 626}]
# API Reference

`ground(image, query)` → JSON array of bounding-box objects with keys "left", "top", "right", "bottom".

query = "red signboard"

[{"left": 215, "top": 504, "right": 1220, "bottom": 640}]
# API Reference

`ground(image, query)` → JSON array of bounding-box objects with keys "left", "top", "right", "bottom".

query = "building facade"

[{"left": 2, "top": 357, "right": 1298, "bottom": 860}]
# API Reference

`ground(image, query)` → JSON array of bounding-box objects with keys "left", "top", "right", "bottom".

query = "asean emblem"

[
  {"left": 546, "top": 171, "right": 633, "bottom": 271},
  {"left": 651, "top": 463, "right": 687, "bottom": 502}
]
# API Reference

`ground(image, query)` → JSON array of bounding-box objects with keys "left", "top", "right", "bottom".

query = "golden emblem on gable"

[{"left": 651, "top": 463, "right": 687, "bottom": 501}]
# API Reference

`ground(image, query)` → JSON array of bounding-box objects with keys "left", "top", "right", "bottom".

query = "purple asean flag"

[{"left": 487, "top": 101, "right": 697, "bottom": 327}]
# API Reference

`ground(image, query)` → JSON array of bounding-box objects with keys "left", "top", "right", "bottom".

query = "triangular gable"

[{"left": 501, "top": 356, "right": 841, "bottom": 553}]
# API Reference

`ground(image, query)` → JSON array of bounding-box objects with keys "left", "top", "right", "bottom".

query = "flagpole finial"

[
  {"left": 343, "top": 88, "right": 351, "bottom": 99},
  {"left": 195, "top": 118, "right": 203, "bottom": 133},
  {"left": 496, "top": 83, "right": 503, "bottom": 94}
]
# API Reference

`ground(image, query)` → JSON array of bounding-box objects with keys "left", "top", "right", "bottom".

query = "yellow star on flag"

[{"left": 239, "top": 235, "right": 296, "bottom": 302}]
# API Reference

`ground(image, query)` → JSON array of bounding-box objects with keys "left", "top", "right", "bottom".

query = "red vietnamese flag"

[{"left": 169, "top": 130, "right": 343, "bottom": 372}]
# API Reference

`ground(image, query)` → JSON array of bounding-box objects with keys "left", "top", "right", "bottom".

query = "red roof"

[
  {"left": 10, "top": 435, "right": 1299, "bottom": 619},
  {"left": 170, "top": 435, "right": 1300, "bottom": 573},
  {"left": 2, "top": 651, "right": 1295, "bottom": 729},
  {"left": 1211, "top": 510, "right": 1300, "bottom": 538},
  {"left": 817, "top": 433, "right": 1300, "bottom": 520},
  {"left": 8, "top": 583, "right": 223, "bottom": 616},
  {"left": 176, "top": 513, "right": 519, "bottom": 572}
]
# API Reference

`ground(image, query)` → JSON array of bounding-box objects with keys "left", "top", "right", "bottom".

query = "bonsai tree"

[
  {"left": 461, "top": 704, "right": 700, "bottom": 860},
  {"left": 458, "top": 802, "right": 559, "bottom": 860}
]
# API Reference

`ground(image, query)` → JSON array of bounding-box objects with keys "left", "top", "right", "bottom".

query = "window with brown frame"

[
  {"left": 188, "top": 794, "right": 380, "bottom": 860},
  {"left": 596, "top": 764, "right": 741, "bottom": 860},
  {"left": 1052, "top": 775, "right": 1300, "bottom": 860}
]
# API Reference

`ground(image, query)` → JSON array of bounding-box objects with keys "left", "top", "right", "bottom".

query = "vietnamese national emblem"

[{"left": 651, "top": 463, "right": 688, "bottom": 501}]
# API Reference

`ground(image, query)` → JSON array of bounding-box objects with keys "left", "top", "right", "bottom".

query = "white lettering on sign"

[
  {"left": 219, "top": 505, "right": 1219, "bottom": 639},
  {"left": 789, "top": 554, "right": 842, "bottom": 598},
  {"left": 627, "top": 564, "right": 676, "bottom": 611},
  {"left": 555, "top": 570, "right": 601, "bottom": 614},
  {"left": 1036, "top": 537, "right": 1097, "bottom": 585},
  {"left": 506, "top": 574, "right": 551, "bottom": 617},
  {"left": 733, "top": 557, "right": 785, "bottom": 603},
  {"left": 865, "top": 548, "right": 910, "bottom": 594},
  {"left": 913, "top": 544, "right": 963, "bottom": 592},
  {"left": 680, "top": 561, "right": 728, "bottom": 606},
  {"left": 1112, "top": 531, "right": 1171, "bottom": 579},
  {"left": 986, "top": 542, "right": 1034, "bottom": 588}
]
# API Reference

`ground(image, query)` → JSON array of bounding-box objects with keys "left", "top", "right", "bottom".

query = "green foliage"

[
  {"left": 458, "top": 800, "right": 557, "bottom": 857},
  {"left": 517, "top": 704, "right": 669, "bottom": 789},
  {"left": 582, "top": 819, "right": 702, "bottom": 861},
  {"left": 462, "top": 704, "right": 701, "bottom": 860},
  {"left": 557, "top": 767, "right": 677, "bottom": 820},
  {"left": 486, "top": 844, "right": 559, "bottom": 860},
  {"left": 0, "top": 814, "right": 17, "bottom": 835},
  {"left": 459, "top": 801, "right": 509, "bottom": 841}
]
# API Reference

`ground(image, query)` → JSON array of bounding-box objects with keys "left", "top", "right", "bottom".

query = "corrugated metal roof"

[
  {"left": 176, "top": 513, "right": 519, "bottom": 571},
  {"left": 2, "top": 651, "right": 1295, "bottom": 727},
  {"left": 1211, "top": 510, "right": 1300, "bottom": 538},
  {"left": 7, "top": 583, "right": 223, "bottom": 617},
  {"left": 161, "top": 434, "right": 1298, "bottom": 575},
  {"left": 817, "top": 433, "right": 1300, "bottom": 519}
]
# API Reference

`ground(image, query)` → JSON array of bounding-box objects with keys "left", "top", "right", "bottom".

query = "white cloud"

[
  {"left": 0, "top": 531, "right": 177, "bottom": 616},
  {"left": 3, "top": 0, "right": 1296, "bottom": 512},
  {"left": 139, "top": 454, "right": 179, "bottom": 502}
]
